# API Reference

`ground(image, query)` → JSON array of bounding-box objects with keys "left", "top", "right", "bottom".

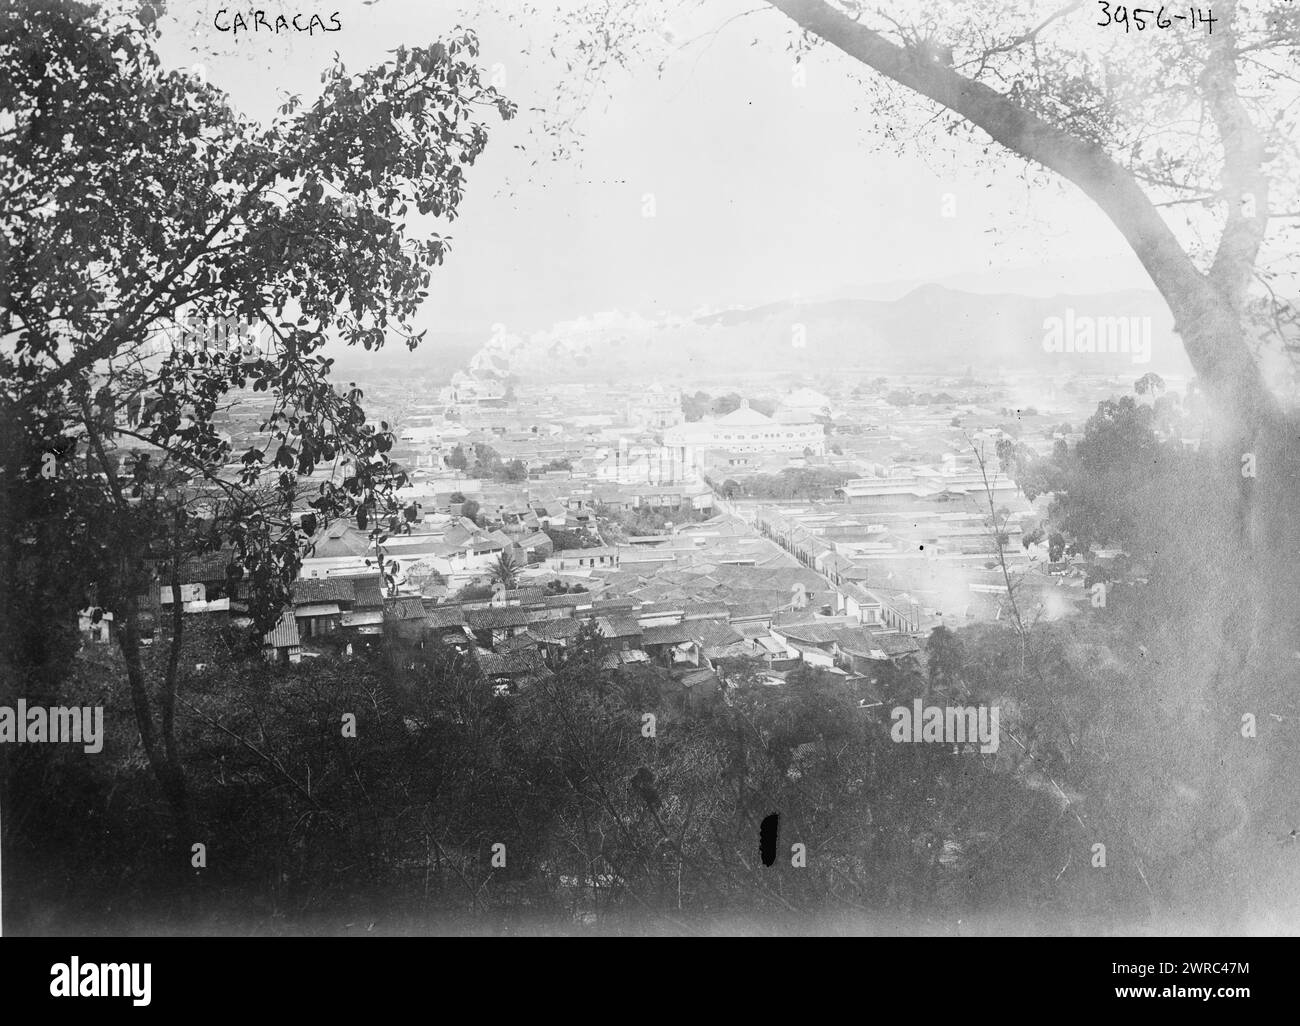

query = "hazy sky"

[{"left": 155, "top": 0, "right": 1156, "bottom": 339}]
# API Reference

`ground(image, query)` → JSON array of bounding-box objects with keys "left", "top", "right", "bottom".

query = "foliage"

[
  {"left": 544, "top": 579, "right": 587, "bottom": 594},
  {"left": 9, "top": 615, "right": 1159, "bottom": 932},
  {"left": 1009, "top": 396, "right": 1206, "bottom": 562},
  {"left": 595, "top": 501, "right": 708, "bottom": 539},
  {"left": 681, "top": 391, "right": 775, "bottom": 422},
  {"left": 446, "top": 447, "right": 469, "bottom": 471},
  {"left": 0, "top": 0, "right": 513, "bottom": 851},
  {"left": 489, "top": 550, "right": 519, "bottom": 589},
  {"left": 726, "top": 467, "right": 852, "bottom": 501},
  {"left": 543, "top": 524, "right": 602, "bottom": 551}
]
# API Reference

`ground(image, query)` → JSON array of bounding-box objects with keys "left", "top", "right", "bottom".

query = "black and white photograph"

[{"left": 0, "top": 0, "right": 1297, "bottom": 989}]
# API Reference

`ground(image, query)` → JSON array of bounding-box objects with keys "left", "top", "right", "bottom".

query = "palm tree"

[{"left": 489, "top": 551, "right": 519, "bottom": 590}]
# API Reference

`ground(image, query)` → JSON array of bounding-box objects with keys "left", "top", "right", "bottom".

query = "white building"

[
  {"left": 782, "top": 387, "right": 834, "bottom": 417},
  {"left": 627, "top": 385, "right": 684, "bottom": 430},
  {"left": 663, "top": 400, "right": 825, "bottom": 457}
]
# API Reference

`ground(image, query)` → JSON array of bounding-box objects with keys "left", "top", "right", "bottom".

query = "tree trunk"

[
  {"left": 117, "top": 590, "right": 196, "bottom": 907},
  {"left": 763, "top": 0, "right": 1299, "bottom": 924}
]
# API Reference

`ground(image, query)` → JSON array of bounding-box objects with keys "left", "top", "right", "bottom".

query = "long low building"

[{"left": 664, "top": 401, "right": 825, "bottom": 456}]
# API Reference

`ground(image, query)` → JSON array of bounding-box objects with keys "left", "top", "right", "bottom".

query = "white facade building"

[{"left": 663, "top": 400, "right": 825, "bottom": 456}]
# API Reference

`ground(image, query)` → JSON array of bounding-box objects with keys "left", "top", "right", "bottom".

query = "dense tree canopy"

[{"left": 0, "top": 0, "right": 513, "bottom": 853}]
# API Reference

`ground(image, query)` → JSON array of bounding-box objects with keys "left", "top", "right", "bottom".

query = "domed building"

[{"left": 663, "top": 399, "right": 824, "bottom": 457}]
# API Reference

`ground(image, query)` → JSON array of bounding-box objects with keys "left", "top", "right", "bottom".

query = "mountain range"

[{"left": 332, "top": 284, "right": 1195, "bottom": 383}]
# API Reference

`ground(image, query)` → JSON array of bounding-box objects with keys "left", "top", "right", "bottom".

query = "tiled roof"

[
  {"left": 685, "top": 619, "right": 743, "bottom": 648},
  {"left": 827, "top": 626, "right": 885, "bottom": 656},
  {"left": 309, "top": 521, "right": 375, "bottom": 557},
  {"left": 542, "top": 592, "right": 587, "bottom": 608},
  {"left": 771, "top": 608, "right": 849, "bottom": 628},
  {"left": 635, "top": 601, "right": 685, "bottom": 619},
  {"left": 292, "top": 577, "right": 356, "bottom": 604},
  {"left": 470, "top": 531, "right": 513, "bottom": 552},
  {"left": 704, "top": 639, "right": 767, "bottom": 660},
  {"left": 724, "top": 601, "right": 778, "bottom": 621},
  {"left": 876, "top": 633, "right": 921, "bottom": 656},
  {"left": 841, "top": 583, "right": 883, "bottom": 606},
  {"left": 425, "top": 605, "right": 466, "bottom": 628},
  {"left": 642, "top": 624, "right": 696, "bottom": 646},
  {"left": 466, "top": 607, "right": 531, "bottom": 630},
  {"left": 263, "top": 610, "right": 300, "bottom": 648},
  {"left": 498, "top": 631, "right": 540, "bottom": 652},
  {"left": 597, "top": 616, "right": 643, "bottom": 639},
  {"left": 293, "top": 602, "right": 342, "bottom": 618},
  {"left": 386, "top": 596, "right": 428, "bottom": 620},
  {"left": 532, "top": 618, "right": 584, "bottom": 641},
  {"left": 150, "top": 551, "right": 238, "bottom": 583},
  {"left": 776, "top": 623, "right": 842, "bottom": 645},
  {"left": 590, "top": 598, "right": 637, "bottom": 613},
  {"left": 682, "top": 600, "right": 729, "bottom": 620},
  {"left": 477, "top": 647, "right": 546, "bottom": 676},
  {"left": 352, "top": 582, "right": 386, "bottom": 609}
]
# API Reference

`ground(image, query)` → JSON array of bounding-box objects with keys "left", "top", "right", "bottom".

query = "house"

[
  {"left": 635, "top": 602, "right": 686, "bottom": 628},
  {"left": 474, "top": 647, "right": 551, "bottom": 691},
  {"left": 386, "top": 595, "right": 428, "bottom": 621},
  {"left": 263, "top": 610, "right": 302, "bottom": 663},
  {"left": 596, "top": 616, "right": 643, "bottom": 651},
  {"left": 340, "top": 576, "right": 386, "bottom": 639},
  {"left": 683, "top": 618, "right": 744, "bottom": 658},
  {"left": 536, "top": 591, "right": 591, "bottom": 618},
  {"left": 838, "top": 583, "right": 885, "bottom": 626},
  {"left": 770, "top": 623, "right": 840, "bottom": 667},
  {"left": 681, "top": 600, "right": 730, "bottom": 621},
  {"left": 502, "top": 585, "right": 548, "bottom": 605},
  {"left": 590, "top": 598, "right": 637, "bottom": 615},
  {"left": 424, "top": 604, "right": 474, "bottom": 648},
  {"left": 291, "top": 576, "right": 358, "bottom": 639},
  {"left": 829, "top": 627, "right": 922, "bottom": 673},
  {"left": 146, "top": 550, "right": 239, "bottom": 595},
  {"left": 516, "top": 530, "right": 554, "bottom": 564},
  {"left": 626, "top": 480, "right": 716, "bottom": 513},
  {"left": 532, "top": 617, "right": 586, "bottom": 665},
  {"left": 641, "top": 623, "right": 702, "bottom": 668},
  {"left": 547, "top": 546, "right": 620, "bottom": 571},
  {"left": 465, "top": 606, "right": 532, "bottom": 648}
]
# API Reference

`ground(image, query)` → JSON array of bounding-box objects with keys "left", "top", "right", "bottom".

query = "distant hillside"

[
  {"left": 450, "top": 285, "right": 1195, "bottom": 384},
  {"left": 691, "top": 284, "right": 1191, "bottom": 376},
  {"left": 340, "top": 285, "right": 1195, "bottom": 386}
]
